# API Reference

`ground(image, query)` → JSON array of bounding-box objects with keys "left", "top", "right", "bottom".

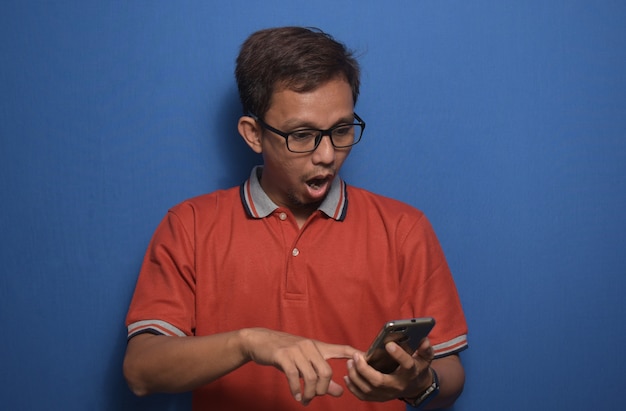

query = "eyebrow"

[{"left": 281, "top": 114, "right": 355, "bottom": 130}]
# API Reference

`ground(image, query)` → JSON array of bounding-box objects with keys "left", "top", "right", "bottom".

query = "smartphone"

[{"left": 365, "top": 317, "right": 435, "bottom": 374}]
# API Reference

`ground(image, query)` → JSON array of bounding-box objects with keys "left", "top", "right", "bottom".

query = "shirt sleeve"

[
  {"left": 398, "top": 213, "right": 468, "bottom": 357},
  {"left": 125, "top": 205, "right": 197, "bottom": 339}
]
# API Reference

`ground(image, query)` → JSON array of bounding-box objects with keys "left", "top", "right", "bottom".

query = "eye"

[
  {"left": 290, "top": 129, "right": 318, "bottom": 140},
  {"left": 333, "top": 124, "right": 354, "bottom": 137}
]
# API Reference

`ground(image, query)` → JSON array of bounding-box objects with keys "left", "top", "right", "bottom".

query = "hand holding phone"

[{"left": 365, "top": 317, "right": 435, "bottom": 374}]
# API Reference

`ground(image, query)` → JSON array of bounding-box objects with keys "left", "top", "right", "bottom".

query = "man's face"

[{"left": 258, "top": 77, "right": 355, "bottom": 214}]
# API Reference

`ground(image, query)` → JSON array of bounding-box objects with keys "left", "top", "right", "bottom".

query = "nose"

[{"left": 311, "top": 133, "right": 336, "bottom": 165}]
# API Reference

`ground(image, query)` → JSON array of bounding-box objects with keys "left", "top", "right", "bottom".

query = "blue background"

[{"left": 1, "top": 1, "right": 625, "bottom": 410}]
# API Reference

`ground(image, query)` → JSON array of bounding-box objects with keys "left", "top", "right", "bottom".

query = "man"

[{"left": 124, "top": 26, "right": 468, "bottom": 410}]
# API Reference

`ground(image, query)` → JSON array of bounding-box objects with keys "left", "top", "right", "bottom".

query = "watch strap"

[{"left": 401, "top": 367, "right": 440, "bottom": 409}]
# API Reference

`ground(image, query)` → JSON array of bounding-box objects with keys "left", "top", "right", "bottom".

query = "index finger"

[{"left": 318, "top": 342, "right": 359, "bottom": 360}]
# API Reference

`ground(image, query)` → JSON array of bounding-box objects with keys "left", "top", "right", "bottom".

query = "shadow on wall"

[
  {"left": 213, "top": 85, "right": 262, "bottom": 189},
  {"left": 104, "top": 87, "right": 257, "bottom": 411}
]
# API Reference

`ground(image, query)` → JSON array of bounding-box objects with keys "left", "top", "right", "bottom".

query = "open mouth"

[{"left": 306, "top": 178, "right": 327, "bottom": 190}]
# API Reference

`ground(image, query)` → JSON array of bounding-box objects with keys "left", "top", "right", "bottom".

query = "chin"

[{"left": 288, "top": 193, "right": 321, "bottom": 210}]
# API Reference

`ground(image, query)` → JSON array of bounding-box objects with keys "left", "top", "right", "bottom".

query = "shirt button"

[
  {"left": 292, "top": 248, "right": 299, "bottom": 257},
  {"left": 279, "top": 212, "right": 287, "bottom": 221}
]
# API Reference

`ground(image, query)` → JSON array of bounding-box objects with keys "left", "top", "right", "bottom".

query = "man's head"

[
  {"left": 235, "top": 26, "right": 360, "bottom": 118},
  {"left": 236, "top": 27, "right": 363, "bottom": 223}
]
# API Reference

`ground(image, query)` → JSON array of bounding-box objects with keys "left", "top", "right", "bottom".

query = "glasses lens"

[
  {"left": 332, "top": 124, "right": 362, "bottom": 148},
  {"left": 286, "top": 123, "right": 363, "bottom": 153},
  {"left": 287, "top": 130, "right": 319, "bottom": 152}
]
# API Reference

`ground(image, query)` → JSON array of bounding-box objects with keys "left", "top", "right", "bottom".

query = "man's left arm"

[{"left": 426, "top": 354, "right": 465, "bottom": 409}]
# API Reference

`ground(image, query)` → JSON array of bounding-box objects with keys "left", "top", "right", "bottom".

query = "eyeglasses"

[{"left": 247, "top": 112, "right": 365, "bottom": 153}]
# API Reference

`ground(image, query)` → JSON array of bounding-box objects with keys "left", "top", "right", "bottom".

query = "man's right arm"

[
  {"left": 123, "top": 328, "right": 358, "bottom": 405},
  {"left": 123, "top": 330, "right": 247, "bottom": 396}
]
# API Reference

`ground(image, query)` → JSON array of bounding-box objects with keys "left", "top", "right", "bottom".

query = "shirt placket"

[{"left": 275, "top": 210, "right": 308, "bottom": 300}]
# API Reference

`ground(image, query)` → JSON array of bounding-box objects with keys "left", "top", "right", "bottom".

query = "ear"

[{"left": 238, "top": 116, "right": 263, "bottom": 154}]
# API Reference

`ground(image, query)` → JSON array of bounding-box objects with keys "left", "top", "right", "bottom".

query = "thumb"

[{"left": 327, "top": 379, "right": 345, "bottom": 397}]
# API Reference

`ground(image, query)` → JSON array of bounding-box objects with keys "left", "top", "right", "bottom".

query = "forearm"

[
  {"left": 123, "top": 330, "right": 249, "bottom": 396},
  {"left": 425, "top": 355, "right": 465, "bottom": 409}
]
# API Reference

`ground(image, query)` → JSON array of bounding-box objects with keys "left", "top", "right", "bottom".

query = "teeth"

[{"left": 308, "top": 179, "right": 323, "bottom": 189}]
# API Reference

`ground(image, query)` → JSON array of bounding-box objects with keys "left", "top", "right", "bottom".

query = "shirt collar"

[{"left": 240, "top": 166, "right": 348, "bottom": 221}]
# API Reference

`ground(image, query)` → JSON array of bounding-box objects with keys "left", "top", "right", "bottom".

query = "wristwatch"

[{"left": 400, "top": 367, "right": 440, "bottom": 409}]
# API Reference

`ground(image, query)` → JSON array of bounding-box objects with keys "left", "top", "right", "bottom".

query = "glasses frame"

[{"left": 247, "top": 112, "right": 366, "bottom": 153}]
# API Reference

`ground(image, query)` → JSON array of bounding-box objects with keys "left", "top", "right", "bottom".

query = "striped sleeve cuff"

[
  {"left": 127, "top": 320, "right": 187, "bottom": 340},
  {"left": 433, "top": 334, "right": 468, "bottom": 358}
]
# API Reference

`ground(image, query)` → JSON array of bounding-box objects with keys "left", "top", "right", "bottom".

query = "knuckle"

[
  {"left": 360, "top": 384, "right": 374, "bottom": 395},
  {"left": 368, "top": 373, "right": 385, "bottom": 388},
  {"left": 299, "top": 339, "right": 316, "bottom": 351},
  {"left": 284, "top": 367, "right": 300, "bottom": 380},
  {"left": 298, "top": 364, "right": 316, "bottom": 381},
  {"left": 301, "top": 371, "right": 316, "bottom": 384},
  {"left": 318, "top": 366, "right": 332, "bottom": 380}
]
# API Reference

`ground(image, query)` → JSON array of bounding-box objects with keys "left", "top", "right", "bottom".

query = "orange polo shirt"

[{"left": 126, "top": 166, "right": 468, "bottom": 411}]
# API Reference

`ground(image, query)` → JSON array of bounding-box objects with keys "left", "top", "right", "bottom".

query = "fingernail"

[{"left": 294, "top": 393, "right": 302, "bottom": 402}]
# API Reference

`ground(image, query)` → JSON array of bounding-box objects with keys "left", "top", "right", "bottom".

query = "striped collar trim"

[{"left": 240, "top": 166, "right": 348, "bottom": 221}]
